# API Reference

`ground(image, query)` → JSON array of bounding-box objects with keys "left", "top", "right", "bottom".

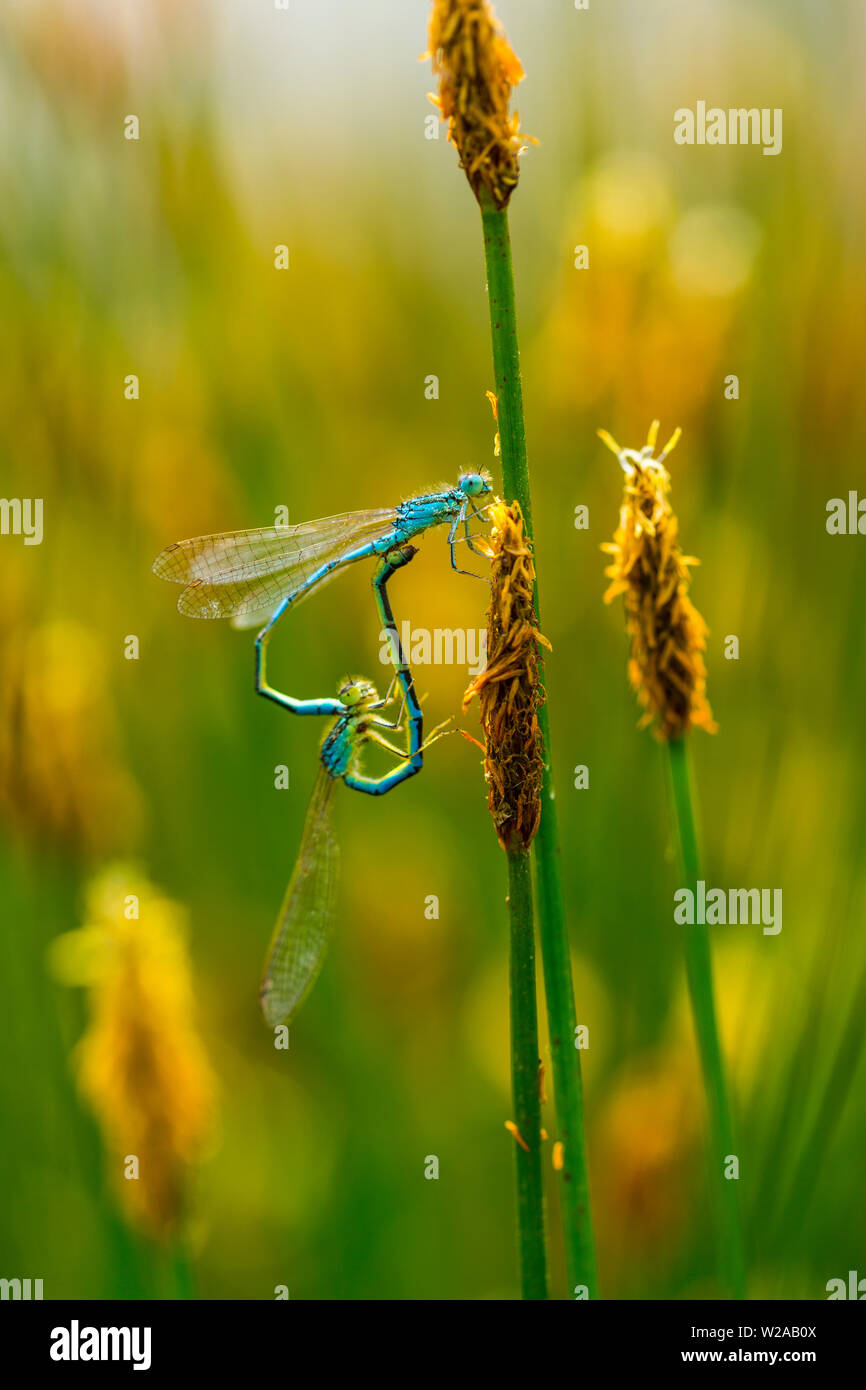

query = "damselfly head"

[
  {"left": 338, "top": 677, "right": 379, "bottom": 709},
  {"left": 458, "top": 470, "right": 492, "bottom": 498}
]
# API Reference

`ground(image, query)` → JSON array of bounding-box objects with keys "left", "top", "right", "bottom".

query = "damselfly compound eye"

[
  {"left": 340, "top": 679, "right": 378, "bottom": 708},
  {"left": 459, "top": 471, "right": 491, "bottom": 497}
]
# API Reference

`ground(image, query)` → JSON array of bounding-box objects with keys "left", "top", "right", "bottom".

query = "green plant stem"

[
  {"left": 667, "top": 736, "right": 747, "bottom": 1299},
  {"left": 480, "top": 190, "right": 598, "bottom": 1298},
  {"left": 507, "top": 849, "right": 548, "bottom": 1300}
]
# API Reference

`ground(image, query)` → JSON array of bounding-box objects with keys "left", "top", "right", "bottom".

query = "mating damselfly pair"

[{"left": 154, "top": 473, "right": 493, "bottom": 1026}]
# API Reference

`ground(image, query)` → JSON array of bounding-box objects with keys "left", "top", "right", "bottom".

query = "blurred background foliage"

[{"left": 1, "top": 0, "right": 864, "bottom": 1299}]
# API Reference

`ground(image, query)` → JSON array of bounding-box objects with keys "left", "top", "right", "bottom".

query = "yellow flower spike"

[
  {"left": 600, "top": 424, "right": 717, "bottom": 742},
  {"left": 428, "top": 0, "right": 533, "bottom": 210},
  {"left": 0, "top": 618, "right": 143, "bottom": 857}
]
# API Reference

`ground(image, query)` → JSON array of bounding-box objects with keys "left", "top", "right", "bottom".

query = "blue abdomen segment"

[{"left": 344, "top": 764, "right": 420, "bottom": 796}]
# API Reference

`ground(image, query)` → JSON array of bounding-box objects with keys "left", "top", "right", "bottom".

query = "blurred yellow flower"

[
  {"left": 582, "top": 151, "right": 674, "bottom": 260},
  {"left": 668, "top": 204, "right": 761, "bottom": 299},
  {"left": 49, "top": 864, "right": 217, "bottom": 1240},
  {"left": 0, "top": 610, "right": 143, "bottom": 857},
  {"left": 535, "top": 158, "right": 761, "bottom": 430},
  {"left": 594, "top": 1050, "right": 702, "bottom": 1264}
]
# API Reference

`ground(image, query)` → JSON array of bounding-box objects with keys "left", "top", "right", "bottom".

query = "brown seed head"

[
  {"left": 600, "top": 422, "right": 717, "bottom": 742},
  {"left": 463, "top": 500, "right": 550, "bottom": 851},
  {"left": 427, "top": 0, "right": 531, "bottom": 210}
]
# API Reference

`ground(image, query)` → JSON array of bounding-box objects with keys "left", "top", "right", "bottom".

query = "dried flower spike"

[
  {"left": 464, "top": 500, "right": 550, "bottom": 850},
  {"left": 428, "top": 0, "right": 532, "bottom": 210},
  {"left": 601, "top": 422, "right": 717, "bottom": 742}
]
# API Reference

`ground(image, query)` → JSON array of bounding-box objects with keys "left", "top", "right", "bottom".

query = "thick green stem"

[
  {"left": 667, "top": 736, "right": 747, "bottom": 1299},
  {"left": 507, "top": 849, "right": 548, "bottom": 1300},
  {"left": 533, "top": 787, "right": 598, "bottom": 1298},
  {"left": 481, "top": 191, "right": 598, "bottom": 1298}
]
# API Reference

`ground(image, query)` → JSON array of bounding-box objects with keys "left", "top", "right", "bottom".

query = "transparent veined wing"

[
  {"left": 259, "top": 766, "right": 340, "bottom": 1027},
  {"left": 153, "top": 507, "right": 394, "bottom": 623},
  {"left": 227, "top": 561, "right": 346, "bottom": 631}
]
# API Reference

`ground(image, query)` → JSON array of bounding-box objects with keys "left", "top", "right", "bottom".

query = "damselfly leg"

[{"left": 447, "top": 498, "right": 495, "bottom": 579}]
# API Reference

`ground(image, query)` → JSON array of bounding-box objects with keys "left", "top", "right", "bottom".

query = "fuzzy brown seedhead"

[
  {"left": 601, "top": 422, "right": 717, "bottom": 742},
  {"left": 428, "top": 0, "right": 530, "bottom": 210},
  {"left": 464, "top": 501, "right": 549, "bottom": 851}
]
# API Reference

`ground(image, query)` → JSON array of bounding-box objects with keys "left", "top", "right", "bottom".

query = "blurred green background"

[{"left": 1, "top": 0, "right": 865, "bottom": 1300}]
